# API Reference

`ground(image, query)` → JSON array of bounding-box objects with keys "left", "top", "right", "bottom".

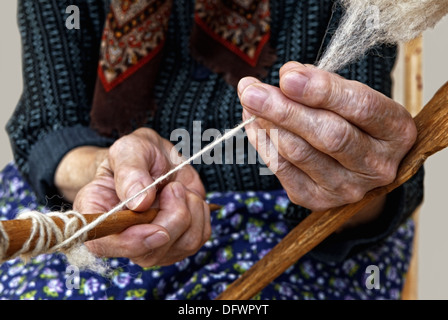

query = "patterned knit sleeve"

[{"left": 6, "top": 0, "right": 114, "bottom": 208}]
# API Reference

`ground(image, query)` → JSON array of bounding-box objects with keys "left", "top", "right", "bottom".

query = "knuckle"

[
  {"left": 312, "top": 183, "right": 364, "bottom": 211},
  {"left": 323, "top": 178, "right": 366, "bottom": 205},
  {"left": 321, "top": 121, "right": 352, "bottom": 154},
  {"left": 286, "top": 186, "right": 329, "bottom": 212},
  {"left": 347, "top": 186, "right": 366, "bottom": 203},
  {"left": 307, "top": 72, "right": 333, "bottom": 106},
  {"left": 133, "top": 127, "right": 150, "bottom": 135},
  {"left": 109, "top": 139, "right": 125, "bottom": 158},
  {"left": 109, "top": 135, "right": 142, "bottom": 159},
  {"left": 385, "top": 109, "right": 417, "bottom": 156},
  {"left": 286, "top": 191, "right": 301, "bottom": 206},
  {"left": 275, "top": 159, "right": 296, "bottom": 180},
  {"left": 355, "top": 89, "right": 379, "bottom": 126},
  {"left": 340, "top": 184, "right": 366, "bottom": 204},
  {"left": 174, "top": 206, "right": 192, "bottom": 227},
  {"left": 376, "top": 163, "right": 397, "bottom": 186},
  {"left": 133, "top": 127, "right": 156, "bottom": 139},
  {"left": 283, "top": 180, "right": 308, "bottom": 207},
  {"left": 275, "top": 98, "right": 297, "bottom": 125},
  {"left": 364, "top": 154, "right": 398, "bottom": 186},
  {"left": 183, "top": 233, "right": 203, "bottom": 253},
  {"left": 402, "top": 117, "right": 418, "bottom": 149},
  {"left": 286, "top": 180, "right": 359, "bottom": 212},
  {"left": 284, "top": 139, "right": 314, "bottom": 164},
  {"left": 305, "top": 194, "right": 333, "bottom": 212}
]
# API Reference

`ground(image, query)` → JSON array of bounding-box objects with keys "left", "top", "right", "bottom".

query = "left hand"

[
  {"left": 72, "top": 128, "right": 210, "bottom": 267},
  {"left": 237, "top": 61, "right": 417, "bottom": 218}
]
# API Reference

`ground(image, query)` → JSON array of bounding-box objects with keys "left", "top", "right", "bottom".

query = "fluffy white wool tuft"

[{"left": 318, "top": 0, "right": 448, "bottom": 72}]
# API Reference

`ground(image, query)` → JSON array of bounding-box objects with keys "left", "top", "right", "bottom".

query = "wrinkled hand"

[
  {"left": 73, "top": 128, "right": 211, "bottom": 267},
  {"left": 238, "top": 61, "right": 417, "bottom": 213}
]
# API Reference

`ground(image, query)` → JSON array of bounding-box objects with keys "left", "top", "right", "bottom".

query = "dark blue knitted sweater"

[{"left": 6, "top": 0, "right": 424, "bottom": 262}]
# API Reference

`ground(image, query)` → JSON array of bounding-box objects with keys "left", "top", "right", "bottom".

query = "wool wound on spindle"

[{"left": 317, "top": 0, "right": 448, "bottom": 72}]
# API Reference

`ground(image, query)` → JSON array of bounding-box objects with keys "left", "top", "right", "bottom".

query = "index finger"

[{"left": 278, "top": 62, "right": 416, "bottom": 142}]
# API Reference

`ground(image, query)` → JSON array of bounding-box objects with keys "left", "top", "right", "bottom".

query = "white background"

[{"left": 1, "top": 2, "right": 448, "bottom": 299}]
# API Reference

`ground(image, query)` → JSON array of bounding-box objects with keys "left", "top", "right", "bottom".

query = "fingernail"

[
  {"left": 237, "top": 77, "right": 259, "bottom": 96},
  {"left": 171, "top": 182, "right": 185, "bottom": 199},
  {"left": 144, "top": 231, "right": 170, "bottom": 250},
  {"left": 282, "top": 71, "right": 309, "bottom": 98},
  {"left": 127, "top": 183, "right": 147, "bottom": 211},
  {"left": 241, "top": 85, "right": 269, "bottom": 112}
]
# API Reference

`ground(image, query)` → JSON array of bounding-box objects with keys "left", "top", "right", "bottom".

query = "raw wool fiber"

[
  {"left": 317, "top": 0, "right": 448, "bottom": 72},
  {"left": 1, "top": 0, "right": 447, "bottom": 275}
]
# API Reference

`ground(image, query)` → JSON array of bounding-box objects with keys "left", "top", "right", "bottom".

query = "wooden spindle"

[
  {"left": 217, "top": 82, "right": 448, "bottom": 300},
  {"left": 0, "top": 204, "right": 221, "bottom": 261}
]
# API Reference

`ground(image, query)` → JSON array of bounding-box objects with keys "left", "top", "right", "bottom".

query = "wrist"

[
  {"left": 54, "top": 146, "right": 109, "bottom": 202},
  {"left": 336, "top": 194, "right": 387, "bottom": 232}
]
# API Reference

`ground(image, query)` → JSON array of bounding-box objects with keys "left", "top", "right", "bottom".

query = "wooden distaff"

[
  {"left": 0, "top": 204, "right": 221, "bottom": 261},
  {"left": 217, "top": 82, "right": 448, "bottom": 300}
]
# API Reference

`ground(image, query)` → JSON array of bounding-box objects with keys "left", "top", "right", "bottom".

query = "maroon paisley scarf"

[{"left": 90, "top": 0, "right": 276, "bottom": 137}]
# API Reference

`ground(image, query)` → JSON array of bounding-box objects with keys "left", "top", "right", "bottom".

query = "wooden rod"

[
  {"left": 401, "top": 36, "right": 423, "bottom": 300},
  {"left": 0, "top": 204, "right": 221, "bottom": 261},
  {"left": 217, "top": 82, "right": 448, "bottom": 300},
  {"left": 404, "top": 36, "right": 423, "bottom": 117}
]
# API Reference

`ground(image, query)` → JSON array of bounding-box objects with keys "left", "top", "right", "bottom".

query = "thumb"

[{"left": 73, "top": 177, "right": 120, "bottom": 214}]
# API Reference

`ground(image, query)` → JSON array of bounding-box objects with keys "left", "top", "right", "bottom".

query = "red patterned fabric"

[
  {"left": 194, "top": 0, "right": 271, "bottom": 67},
  {"left": 90, "top": 0, "right": 276, "bottom": 137},
  {"left": 97, "top": 0, "right": 172, "bottom": 92}
]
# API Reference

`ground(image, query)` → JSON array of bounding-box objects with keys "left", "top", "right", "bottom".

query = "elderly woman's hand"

[
  {"left": 238, "top": 62, "right": 417, "bottom": 225},
  {"left": 72, "top": 128, "right": 211, "bottom": 268}
]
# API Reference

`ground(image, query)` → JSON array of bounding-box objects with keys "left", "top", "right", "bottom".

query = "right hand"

[{"left": 71, "top": 128, "right": 211, "bottom": 268}]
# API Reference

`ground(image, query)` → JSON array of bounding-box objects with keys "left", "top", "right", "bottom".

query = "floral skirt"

[{"left": 0, "top": 163, "right": 414, "bottom": 300}]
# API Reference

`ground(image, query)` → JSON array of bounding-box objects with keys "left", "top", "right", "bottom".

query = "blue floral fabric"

[{"left": 0, "top": 163, "right": 414, "bottom": 300}]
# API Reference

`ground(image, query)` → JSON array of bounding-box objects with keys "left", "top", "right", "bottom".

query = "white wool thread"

[
  {"left": 1, "top": 0, "right": 447, "bottom": 274},
  {"left": 0, "top": 116, "right": 257, "bottom": 272}
]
